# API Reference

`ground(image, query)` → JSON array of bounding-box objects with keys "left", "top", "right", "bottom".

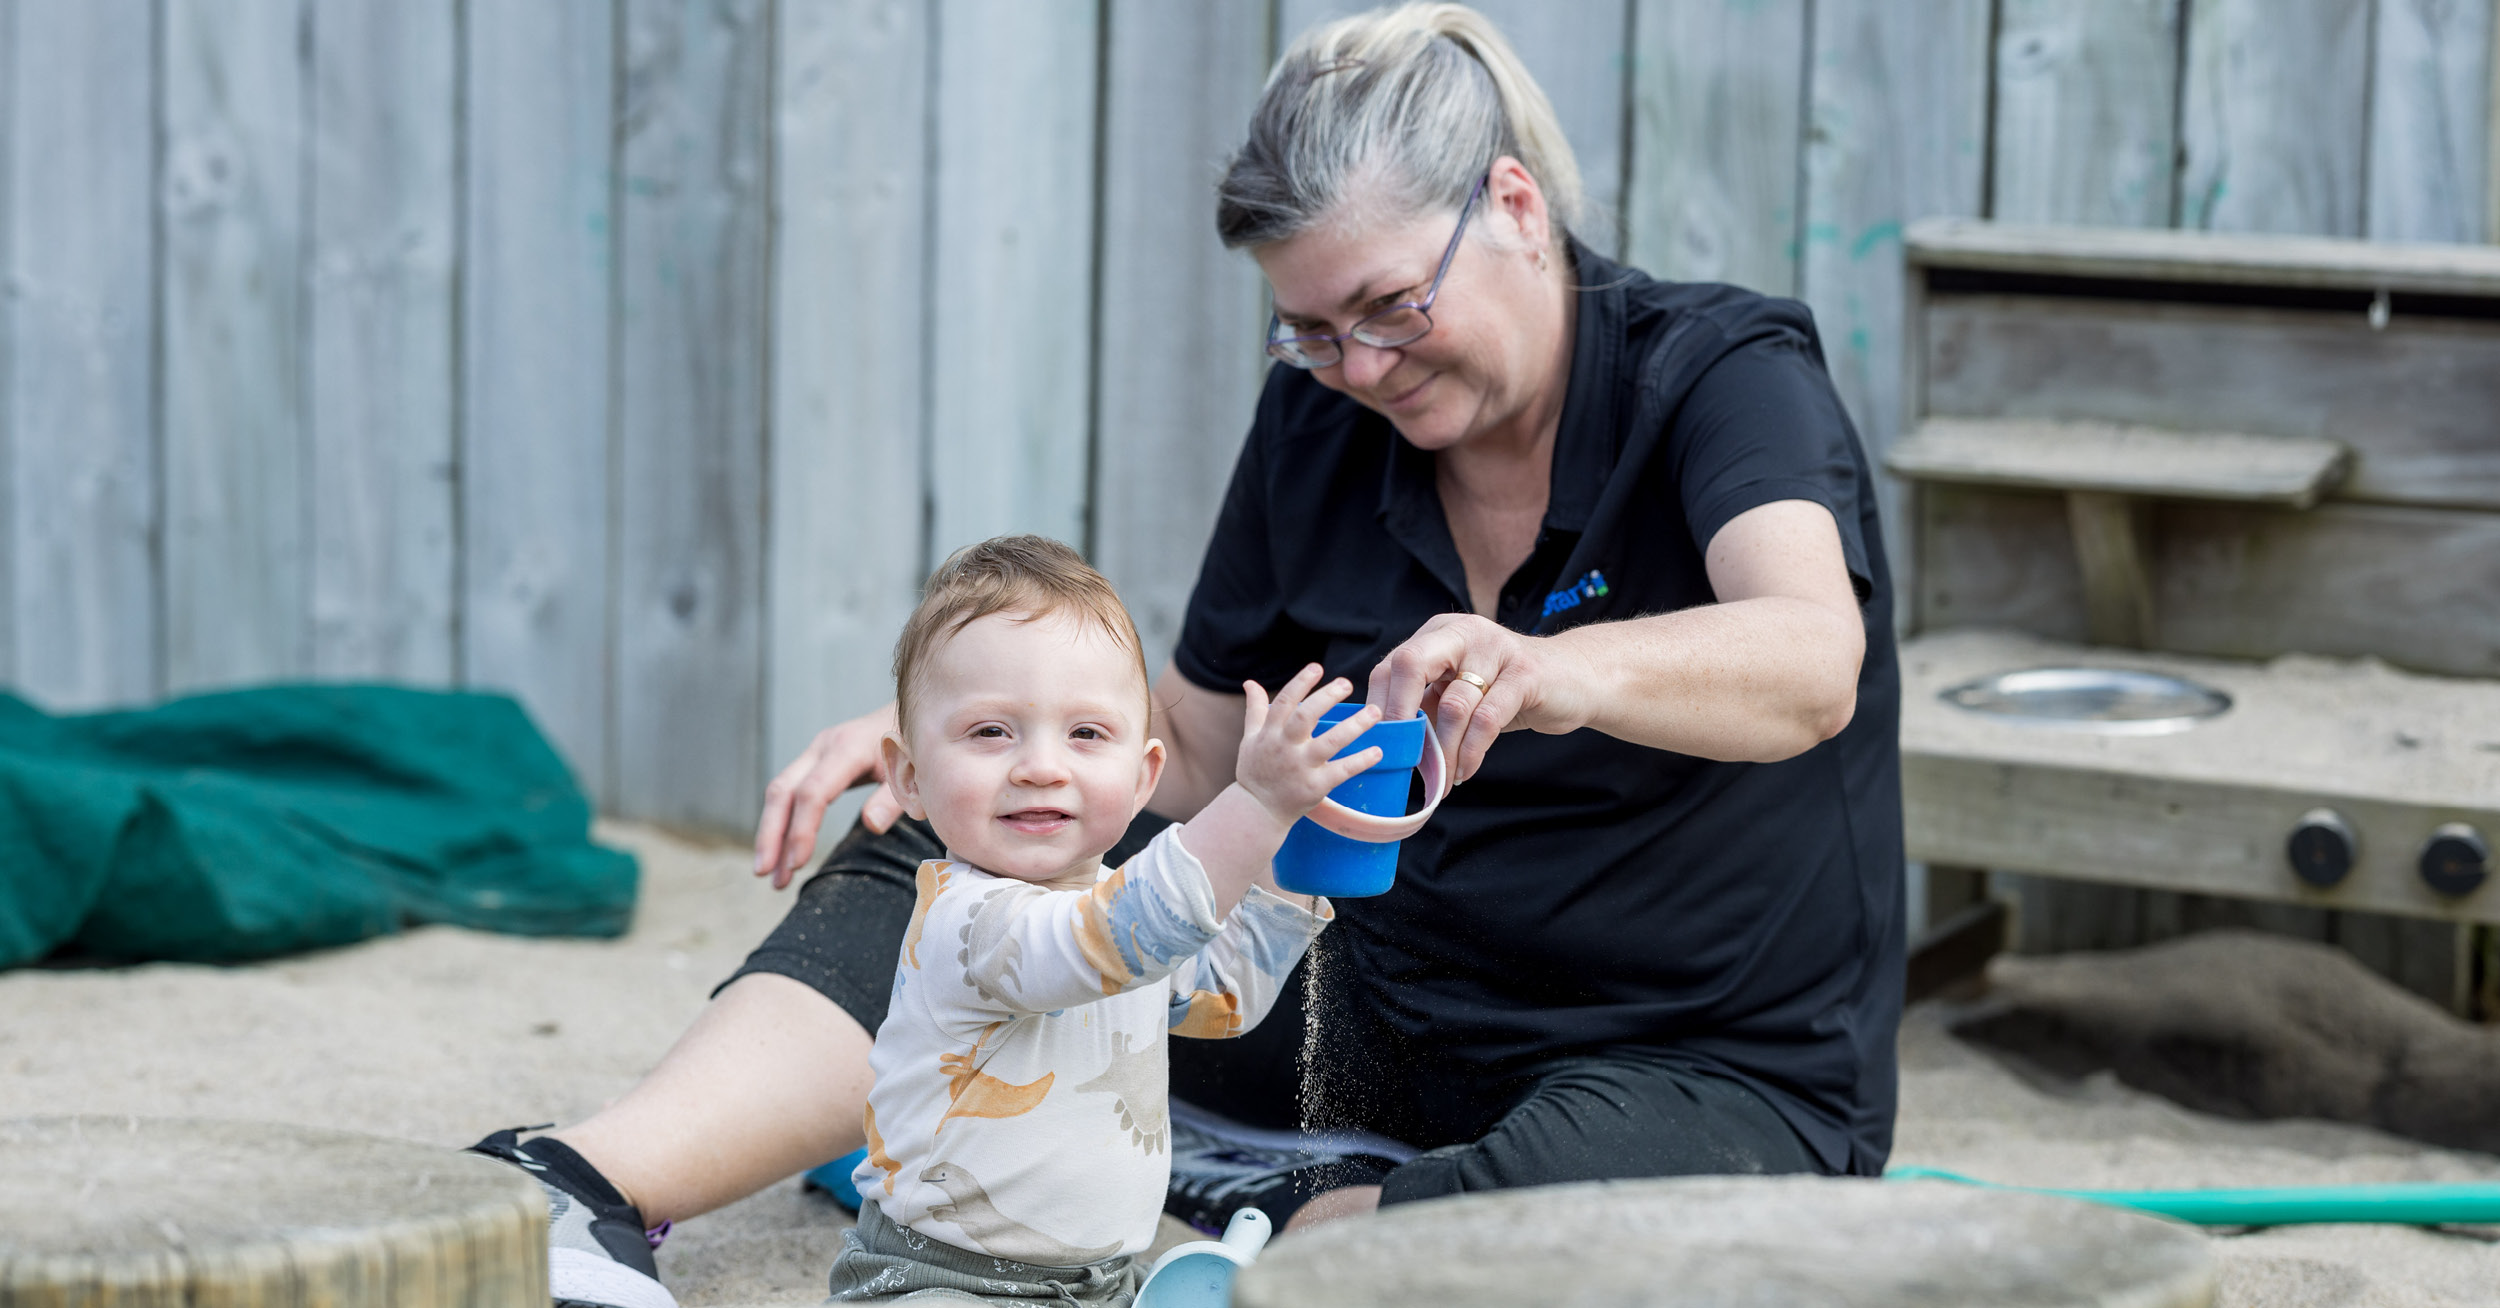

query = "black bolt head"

[{"left": 2419, "top": 824, "right": 2490, "bottom": 899}]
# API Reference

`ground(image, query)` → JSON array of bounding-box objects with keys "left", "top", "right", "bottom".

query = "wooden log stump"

[
  {"left": 0, "top": 1118, "right": 546, "bottom": 1308},
  {"left": 1235, "top": 1175, "right": 2214, "bottom": 1308}
]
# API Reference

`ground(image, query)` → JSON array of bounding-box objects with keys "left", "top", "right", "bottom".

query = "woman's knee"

[{"left": 1379, "top": 1057, "right": 1820, "bottom": 1205}]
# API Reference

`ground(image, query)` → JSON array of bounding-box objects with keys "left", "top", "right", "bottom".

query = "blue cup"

[{"left": 1272, "top": 703, "right": 1428, "bottom": 899}]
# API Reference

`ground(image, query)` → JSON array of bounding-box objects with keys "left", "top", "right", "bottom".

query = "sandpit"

[{"left": 3, "top": 822, "right": 2494, "bottom": 1306}]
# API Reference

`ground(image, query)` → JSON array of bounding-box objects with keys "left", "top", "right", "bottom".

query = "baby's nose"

[{"left": 1009, "top": 742, "right": 1073, "bottom": 781}]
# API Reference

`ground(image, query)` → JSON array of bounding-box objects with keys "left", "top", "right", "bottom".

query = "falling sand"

[{"left": 1296, "top": 927, "right": 1335, "bottom": 1140}]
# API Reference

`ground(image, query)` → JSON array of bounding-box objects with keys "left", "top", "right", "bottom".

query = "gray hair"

[{"left": 1216, "top": 3, "right": 1585, "bottom": 250}]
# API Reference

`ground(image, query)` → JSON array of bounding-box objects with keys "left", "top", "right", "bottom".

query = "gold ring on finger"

[{"left": 1454, "top": 670, "right": 1491, "bottom": 692}]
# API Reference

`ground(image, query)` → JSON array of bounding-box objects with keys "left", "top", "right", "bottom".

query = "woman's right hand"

[{"left": 753, "top": 702, "right": 902, "bottom": 889}]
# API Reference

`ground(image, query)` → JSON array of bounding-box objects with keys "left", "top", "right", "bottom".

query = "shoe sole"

[{"left": 549, "top": 1248, "right": 681, "bottom": 1308}]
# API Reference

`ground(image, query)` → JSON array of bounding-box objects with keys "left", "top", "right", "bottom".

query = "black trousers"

[{"left": 720, "top": 812, "right": 1821, "bottom": 1205}]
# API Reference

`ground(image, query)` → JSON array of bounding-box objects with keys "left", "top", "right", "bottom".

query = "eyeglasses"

[{"left": 1265, "top": 172, "right": 1488, "bottom": 370}]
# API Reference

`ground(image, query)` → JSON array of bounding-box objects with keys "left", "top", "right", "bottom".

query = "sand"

[{"left": 5, "top": 821, "right": 2495, "bottom": 1306}]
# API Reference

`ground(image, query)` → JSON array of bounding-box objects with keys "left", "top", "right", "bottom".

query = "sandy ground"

[{"left": 5, "top": 821, "right": 2496, "bottom": 1306}]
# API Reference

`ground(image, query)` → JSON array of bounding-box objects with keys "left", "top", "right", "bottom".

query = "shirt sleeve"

[
  {"left": 937, "top": 825, "right": 1229, "bottom": 1018},
  {"left": 1669, "top": 334, "right": 1875, "bottom": 602},
  {"left": 1166, "top": 885, "right": 1332, "bottom": 1040}
]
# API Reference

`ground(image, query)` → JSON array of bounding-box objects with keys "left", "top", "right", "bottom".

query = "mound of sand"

[
  {"left": 1953, "top": 929, "right": 2500, "bottom": 1153},
  {"left": 3, "top": 823, "right": 2495, "bottom": 1306}
]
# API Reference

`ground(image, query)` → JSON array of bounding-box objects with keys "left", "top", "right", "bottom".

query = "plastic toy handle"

[
  {"left": 1306, "top": 715, "right": 1450, "bottom": 844},
  {"left": 1221, "top": 1207, "right": 1272, "bottom": 1260}
]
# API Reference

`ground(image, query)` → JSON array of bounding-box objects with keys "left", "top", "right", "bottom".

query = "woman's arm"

[{"left": 1368, "top": 499, "right": 1866, "bottom": 779}]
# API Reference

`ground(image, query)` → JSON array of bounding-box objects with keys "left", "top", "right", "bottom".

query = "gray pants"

[{"left": 828, "top": 1200, "right": 1139, "bottom": 1307}]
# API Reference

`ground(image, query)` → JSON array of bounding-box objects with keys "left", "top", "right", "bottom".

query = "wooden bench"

[{"left": 1893, "top": 220, "right": 2500, "bottom": 1004}]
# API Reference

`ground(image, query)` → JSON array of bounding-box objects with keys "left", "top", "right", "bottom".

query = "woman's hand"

[
  {"left": 1366, "top": 614, "right": 1593, "bottom": 783},
  {"left": 752, "top": 702, "right": 902, "bottom": 889},
  {"left": 1234, "top": 664, "right": 1383, "bottom": 823}
]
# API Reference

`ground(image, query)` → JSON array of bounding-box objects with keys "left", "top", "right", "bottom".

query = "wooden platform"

[
  {"left": 1903, "top": 630, "right": 2500, "bottom": 925},
  {"left": 0, "top": 1118, "right": 545, "bottom": 1308},
  {"left": 1888, "top": 418, "right": 2350, "bottom": 508},
  {"left": 1907, "top": 218, "right": 2500, "bottom": 296}
]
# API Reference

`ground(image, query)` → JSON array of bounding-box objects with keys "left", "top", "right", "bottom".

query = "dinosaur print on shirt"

[{"left": 851, "top": 825, "right": 1327, "bottom": 1265}]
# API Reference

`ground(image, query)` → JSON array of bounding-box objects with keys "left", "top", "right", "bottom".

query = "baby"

[{"left": 827, "top": 535, "right": 1381, "bottom": 1305}]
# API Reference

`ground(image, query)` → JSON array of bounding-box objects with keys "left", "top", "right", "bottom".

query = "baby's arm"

[
  {"left": 1176, "top": 663, "right": 1382, "bottom": 917},
  {"left": 1167, "top": 890, "right": 1329, "bottom": 1039},
  {"left": 938, "top": 665, "right": 1372, "bottom": 1019},
  {"left": 944, "top": 828, "right": 1243, "bottom": 1017}
]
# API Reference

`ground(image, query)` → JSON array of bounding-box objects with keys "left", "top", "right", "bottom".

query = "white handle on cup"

[{"left": 1306, "top": 713, "right": 1450, "bottom": 844}]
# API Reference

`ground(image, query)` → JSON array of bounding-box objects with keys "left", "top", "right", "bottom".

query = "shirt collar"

[
  {"left": 1542, "top": 237, "right": 1627, "bottom": 533},
  {"left": 1374, "top": 236, "right": 1630, "bottom": 544}
]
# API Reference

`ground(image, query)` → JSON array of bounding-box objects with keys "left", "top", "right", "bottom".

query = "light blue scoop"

[{"left": 1134, "top": 1207, "right": 1271, "bottom": 1308}]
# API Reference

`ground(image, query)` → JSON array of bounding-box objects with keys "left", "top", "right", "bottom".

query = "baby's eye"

[
  {"left": 972, "top": 724, "right": 1007, "bottom": 738},
  {"left": 1069, "top": 726, "right": 1103, "bottom": 741}
]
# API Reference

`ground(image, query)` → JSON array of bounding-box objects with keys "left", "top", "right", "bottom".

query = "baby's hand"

[{"left": 1235, "top": 664, "right": 1383, "bottom": 825}]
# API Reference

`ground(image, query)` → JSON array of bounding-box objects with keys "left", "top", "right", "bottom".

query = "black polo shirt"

[{"left": 1172, "top": 244, "right": 1905, "bottom": 1175}]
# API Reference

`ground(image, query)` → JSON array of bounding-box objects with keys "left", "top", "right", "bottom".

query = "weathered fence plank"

[
  {"left": 766, "top": 0, "right": 932, "bottom": 820},
  {"left": 1801, "top": 0, "right": 1993, "bottom": 573},
  {"left": 162, "top": 0, "right": 308, "bottom": 693},
  {"left": 1468, "top": 0, "right": 1630, "bottom": 249},
  {"left": 0, "top": 0, "right": 14, "bottom": 687},
  {"left": 614, "top": 0, "right": 773, "bottom": 830},
  {"left": 1989, "top": 0, "right": 2180, "bottom": 228},
  {"left": 1092, "top": 0, "right": 1274, "bottom": 674},
  {"left": 459, "top": 0, "right": 615, "bottom": 796},
  {"left": 1625, "top": 0, "right": 1808, "bottom": 294},
  {"left": 2, "top": 0, "right": 157, "bottom": 709},
  {"left": 926, "top": 0, "right": 1100, "bottom": 558},
  {"left": 308, "top": 0, "right": 456, "bottom": 682},
  {"left": 2178, "top": 0, "right": 2372, "bottom": 235},
  {"left": 2368, "top": 0, "right": 2496, "bottom": 243}
]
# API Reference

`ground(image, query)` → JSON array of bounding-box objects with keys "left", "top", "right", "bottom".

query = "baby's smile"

[{"left": 999, "top": 806, "right": 1077, "bottom": 836}]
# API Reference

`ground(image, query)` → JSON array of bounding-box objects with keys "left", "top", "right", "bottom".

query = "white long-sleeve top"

[{"left": 850, "top": 823, "right": 1328, "bottom": 1267}]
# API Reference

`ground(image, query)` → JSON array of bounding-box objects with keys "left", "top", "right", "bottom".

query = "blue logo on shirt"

[{"left": 1539, "top": 569, "right": 1610, "bottom": 621}]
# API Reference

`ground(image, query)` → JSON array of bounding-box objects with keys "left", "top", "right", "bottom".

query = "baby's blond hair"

[{"left": 891, "top": 536, "right": 1148, "bottom": 735}]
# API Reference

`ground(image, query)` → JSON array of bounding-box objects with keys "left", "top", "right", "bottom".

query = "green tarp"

[{"left": 0, "top": 685, "right": 638, "bottom": 969}]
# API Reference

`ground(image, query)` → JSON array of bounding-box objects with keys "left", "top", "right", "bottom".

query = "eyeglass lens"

[{"left": 1266, "top": 172, "right": 1487, "bottom": 369}]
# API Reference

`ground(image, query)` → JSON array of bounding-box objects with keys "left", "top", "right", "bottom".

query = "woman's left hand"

[{"left": 1366, "top": 613, "right": 1593, "bottom": 783}]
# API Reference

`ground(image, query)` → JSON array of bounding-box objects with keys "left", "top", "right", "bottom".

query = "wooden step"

[{"left": 1886, "top": 418, "right": 2350, "bottom": 508}]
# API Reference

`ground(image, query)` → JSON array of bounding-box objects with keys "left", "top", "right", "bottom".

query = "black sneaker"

[
  {"left": 467, "top": 1128, "right": 680, "bottom": 1308},
  {"left": 1162, "top": 1113, "right": 1396, "bottom": 1233}
]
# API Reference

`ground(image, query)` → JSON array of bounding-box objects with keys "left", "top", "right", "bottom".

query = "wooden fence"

[{"left": 1, "top": 0, "right": 2493, "bottom": 838}]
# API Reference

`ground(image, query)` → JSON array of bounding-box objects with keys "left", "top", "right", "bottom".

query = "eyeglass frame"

[{"left": 1264, "top": 171, "right": 1490, "bottom": 370}]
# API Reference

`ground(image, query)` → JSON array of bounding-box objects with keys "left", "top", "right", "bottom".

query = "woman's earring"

[{"left": 1533, "top": 248, "right": 1548, "bottom": 272}]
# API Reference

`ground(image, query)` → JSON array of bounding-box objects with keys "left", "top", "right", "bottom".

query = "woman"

[{"left": 478, "top": 7, "right": 1900, "bottom": 1305}]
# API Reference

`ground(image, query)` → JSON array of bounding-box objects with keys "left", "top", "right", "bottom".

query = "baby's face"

[{"left": 885, "top": 610, "right": 1162, "bottom": 890}]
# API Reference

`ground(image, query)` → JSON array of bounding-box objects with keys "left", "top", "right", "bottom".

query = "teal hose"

[{"left": 1888, "top": 1165, "right": 2500, "bottom": 1226}]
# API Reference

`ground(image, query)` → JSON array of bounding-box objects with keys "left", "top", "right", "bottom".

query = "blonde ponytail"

[{"left": 1216, "top": 3, "right": 1587, "bottom": 249}]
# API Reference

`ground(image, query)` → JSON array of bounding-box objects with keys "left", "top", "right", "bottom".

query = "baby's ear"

[
  {"left": 1134, "top": 737, "right": 1168, "bottom": 814},
  {"left": 881, "top": 732, "right": 928, "bottom": 821}
]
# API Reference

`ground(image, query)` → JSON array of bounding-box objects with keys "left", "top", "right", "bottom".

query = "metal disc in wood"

[
  {"left": 0, "top": 1117, "right": 546, "bottom": 1308},
  {"left": 1234, "top": 1175, "right": 2214, "bottom": 1308}
]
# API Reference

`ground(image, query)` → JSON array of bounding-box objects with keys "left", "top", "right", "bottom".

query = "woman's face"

[{"left": 1254, "top": 163, "right": 1559, "bottom": 452}]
